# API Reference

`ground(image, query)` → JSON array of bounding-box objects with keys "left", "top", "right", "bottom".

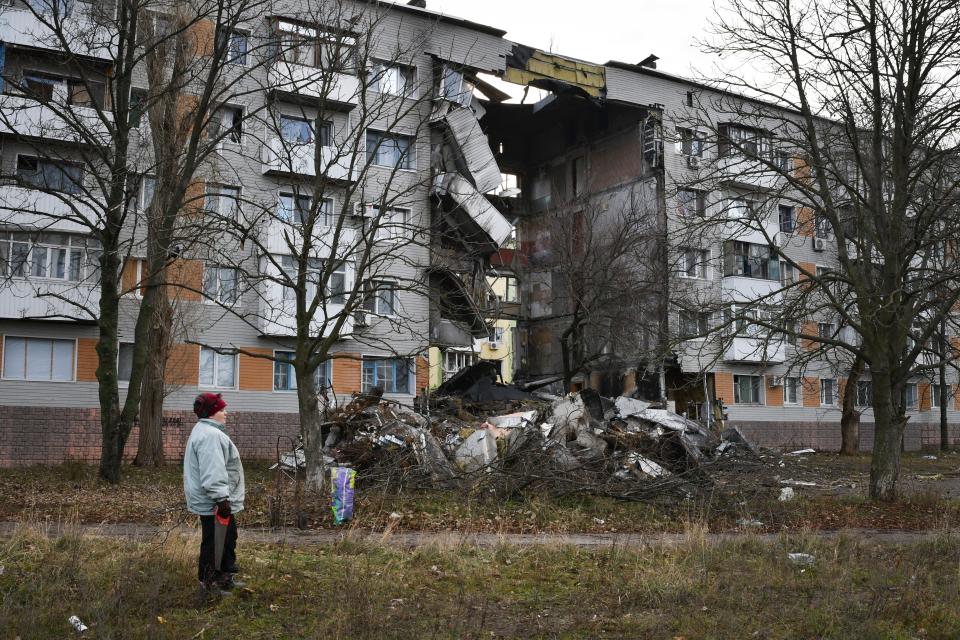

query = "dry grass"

[{"left": 2, "top": 524, "right": 960, "bottom": 638}]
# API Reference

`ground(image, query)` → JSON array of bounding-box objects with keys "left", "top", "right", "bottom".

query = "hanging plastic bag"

[{"left": 330, "top": 466, "right": 356, "bottom": 525}]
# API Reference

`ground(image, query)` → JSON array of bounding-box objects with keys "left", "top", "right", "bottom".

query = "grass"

[
  {"left": 2, "top": 526, "right": 960, "bottom": 638},
  {"left": 2, "top": 453, "right": 960, "bottom": 535}
]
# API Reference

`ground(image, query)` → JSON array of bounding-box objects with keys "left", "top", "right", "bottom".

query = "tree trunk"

[
  {"left": 97, "top": 246, "right": 125, "bottom": 483},
  {"left": 940, "top": 331, "right": 949, "bottom": 450},
  {"left": 134, "top": 290, "right": 172, "bottom": 466},
  {"left": 870, "top": 370, "right": 905, "bottom": 501},
  {"left": 840, "top": 354, "right": 865, "bottom": 455},
  {"left": 297, "top": 370, "right": 326, "bottom": 493}
]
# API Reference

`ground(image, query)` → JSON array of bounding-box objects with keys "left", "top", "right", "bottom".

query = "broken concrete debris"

[{"left": 302, "top": 360, "right": 767, "bottom": 495}]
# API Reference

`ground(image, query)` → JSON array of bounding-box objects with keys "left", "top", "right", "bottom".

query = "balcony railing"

[
  {"left": 0, "top": 94, "right": 112, "bottom": 145},
  {"left": 724, "top": 336, "right": 786, "bottom": 363},
  {"left": 261, "top": 138, "right": 355, "bottom": 181},
  {"left": 267, "top": 62, "right": 360, "bottom": 110},
  {"left": 0, "top": 3, "right": 114, "bottom": 60},
  {"left": 0, "top": 185, "right": 98, "bottom": 232}
]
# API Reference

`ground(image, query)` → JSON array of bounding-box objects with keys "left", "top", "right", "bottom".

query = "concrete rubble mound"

[{"left": 295, "top": 363, "right": 759, "bottom": 495}]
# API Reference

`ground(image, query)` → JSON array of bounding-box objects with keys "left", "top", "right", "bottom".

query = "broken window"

[
  {"left": 778, "top": 205, "right": 795, "bottom": 232},
  {"left": 723, "top": 241, "right": 779, "bottom": 281},
  {"left": 718, "top": 123, "right": 770, "bottom": 159},
  {"left": 675, "top": 128, "right": 704, "bottom": 157},
  {"left": 571, "top": 156, "right": 586, "bottom": 198},
  {"left": 129, "top": 88, "right": 148, "bottom": 127},
  {"left": 678, "top": 310, "right": 709, "bottom": 338},
  {"left": 733, "top": 375, "right": 763, "bottom": 404},
  {"left": 214, "top": 106, "right": 243, "bottom": 144},
  {"left": 16, "top": 156, "right": 84, "bottom": 194},
  {"left": 205, "top": 184, "right": 242, "bottom": 222},
  {"left": 438, "top": 64, "right": 473, "bottom": 106}
]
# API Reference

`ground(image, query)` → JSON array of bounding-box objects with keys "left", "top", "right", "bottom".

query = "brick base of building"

[
  {"left": 0, "top": 407, "right": 299, "bottom": 467},
  {"left": 734, "top": 420, "right": 960, "bottom": 452}
]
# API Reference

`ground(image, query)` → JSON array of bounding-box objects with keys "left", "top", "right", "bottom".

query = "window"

[
  {"left": 373, "top": 206, "right": 409, "bottom": 242},
  {"left": 678, "top": 248, "right": 709, "bottom": 279},
  {"left": 199, "top": 347, "right": 237, "bottom": 389},
  {"left": 280, "top": 255, "right": 345, "bottom": 304},
  {"left": 26, "top": 0, "right": 74, "bottom": 17},
  {"left": 217, "top": 27, "right": 248, "bottom": 65},
  {"left": 206, "top": 184, "right": 242, "bottom": 221},
  {"left": 780, "top": 261, "right": 797, "bottom": 286},
  {"left": 366, "top": 130, "right": 414, "bottom": 169},
  {"left": 679, "top": 310, "right": 709, "bottom": 339},
  {"left": 372, "top": 60, "right": 415, "bottom": 96},
  {"left": 903, "top": 383, "right": 918, "bottom": 410},
  {"left": 783, "top": 377, "right": 799, "bottom": 404},
  {"left": 718, "top": 123, "right": 770, "bottom": 158},
  {"left": 275, "top": 20, "right": 317, "bottom": 66},
  {"left": 117, "top": 342, "right": 134, "bottom": 382},
  {"left": 129, "top": 88, "right": 148, "bottom": 127},
  {"left": 728, "top": 198, "right": 754, "bottom": 219},
  {"left": 17, "top": 156, "right": 84, "bottom": 194},
  {"left": 363, "top": 280, "right": 396, "bottom": 315},
  {"left": 676, "top": 189, "right": 706, "bottom": 217},
  {"left": 733, "top": 375, "right": 763, "bottom": 404},
  {"left": 779, "top": 205, "right": 795, "bottom": 232},
  {"left": 279, "top": 115, "right": 314, "bottom": 144},
  {"left": 203, "top": 264, "right": 239, "bottom": 304},
  {"left": 498, "top": 276, "right": 519, "bottom": 303},
  {"left": 488, "top": 326, "right": 505, "bottom": 344},
  {"left": 815, "top": 213, "right": 833, "bottom": 240},
  {"left": 571, "top": 156, "right": 586, "bottom": 198},
  {"left": 21, "top": 72, "right": 106, "bottom": 108},
  {"left": 442, "top": 350, "right": 476, "bottom": 380},
  {"left": 723, "top": 241, "right": 780, "bottom": 281},
  {"left": 215, "top": 106, "right": 243, "bottom": 144},
  {"left": 140, "top": 175, "right": 156, "bottom": 210},
  {"left": 820, "top": 378, "right": 836, "bottom": 406},
  {"left": 2, "top": 337, "right": 74, "bottom": 381},
  {"left": 856, "top": 380, "right": 873, "bottom": 407},
  {"left": 362, "top": 357, "right": 411, "bottom": 393},
  {"left": 731, "top": 306, "right": 773, "bottom": 337},
  {"left": 675, "top": 127, "right": 704, "bottom": 157},
  {"left": 273, "top": 351, "right": 332, "bottom": 392},
  {"left": 818, "top": 322, "right": 836, "bottom": 340},
  {"left": 0, "top": 232, "right": 99, "bottom": 282},
  {"left": 931, "top": 384, "right": 952, "bottom": 409},
  {"left": 439, "top": 64, "right": 473, "bottom": 106},
  {"left": 277, "top": 192, "right": 311, "bottom": 224}
]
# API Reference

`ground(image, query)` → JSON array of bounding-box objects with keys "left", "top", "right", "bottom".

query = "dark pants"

[{"left": 198, "top": 514, "right": 238, "bottom": 584}]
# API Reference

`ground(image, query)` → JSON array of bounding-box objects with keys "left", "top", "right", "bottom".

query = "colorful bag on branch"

[{"left": 330, "top": 467, "right": 356, "bottom": 525}]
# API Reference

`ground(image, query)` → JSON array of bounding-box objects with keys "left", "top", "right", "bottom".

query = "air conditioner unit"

[
  {"left": 768, "top": 375, "right": 784, "bottom": 387},
  {"left": 488, "top": 342, "right": 500, "bottom": 350},
  {"left": 813, "top": 237, "right": 826, "bottom": 251},
  {"left": 686, "top": 155, "right": 701, "bottom": 169}
]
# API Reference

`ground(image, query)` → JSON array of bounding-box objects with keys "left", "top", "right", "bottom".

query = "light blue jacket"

[{"left": 183, "top": 418, "right": 245, "bottom": 516}]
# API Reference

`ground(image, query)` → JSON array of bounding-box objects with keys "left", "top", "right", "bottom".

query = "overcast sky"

[{"left": 426, "top": 0, "right": 718, "bottom": 79}]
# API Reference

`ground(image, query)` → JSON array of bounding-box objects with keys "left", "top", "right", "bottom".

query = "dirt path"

[{"left": 1, "top": 520, "right": 954, "bottom": 549}]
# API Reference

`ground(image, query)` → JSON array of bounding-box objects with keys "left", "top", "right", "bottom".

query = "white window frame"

[
  {"left": 903, "top": 382, "right": 918, "bottom": 410},
  {"left": 678, "top": 248, "right": 709, "bottom": 279},
  {"left": 198, "top": 346, "right": 238, "bottom": 390},
  {"left": 366, "top": 129, "right": 416, "bottom": 171},
  {"left": 363, "top": 280, "right": 397, "bottom": 316},
  {"left": 675, "top": 127, "right": 705, "bottom": 157},
  {"left": 371, "top": 59, "right": 417, "bottom": 97},
  {"left": 733, "top": 374, "right": 763, "bottom": 405},
  {"left": 205, "top": 184, "right": 242, "bottom": 222},
  {"left": 203, "top": 263, "right": 240, "bottom": 305},
  {"left": 1, "top": 335, "right": 77, "bottom": 382},
  {"left": 216, "top": 105, "right": 244, "bottom": 145},
  {"left": 783, "top": 376, "right": 799, "bottom": 405},
  {"left": 218, "top": 26, "right": 249, "bottom": 66},
  {"left": 856, "top": 380, "right": 873, "bottom": 407},
  {"left": 373, "top": 206, "right": 410, "bottom": 242},
  {"left": 820, "top": 378, "right": 837, "bottom": 406},
  {"left": 0, "top": 232, "right": 98, "bottom": 282}
]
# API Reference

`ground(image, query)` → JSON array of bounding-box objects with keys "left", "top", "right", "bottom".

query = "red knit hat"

[{"left": 193, "top": 392, "right": 226, "bottom": 419}]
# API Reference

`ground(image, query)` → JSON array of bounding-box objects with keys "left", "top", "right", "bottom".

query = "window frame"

[
  {"left": 778, "top": 204, "right": 795, "bottom": 233},
  {"left": 678, "top": 247, "right": 709, "bottom": 279},
  {"left": 361, "top": 356, "right": 413, "bottom": 394},
  {"left": 272, "top": 350, "right": 333, "bottom": 393},
  {"left": 820, "top": 378, "right": 837, "bottom": 406},
  {"left": 363, "top": 280, "right": 397, "bottom": 316},
  {"left": 783, "top": 376, "right": 799, "bottom": 405},
  {"left": 16, "top": 154, "right": 85, "bottom": 195},
  {"left": 733, "top": 374, "right": 763, "bottom": 405},
  {"left": 0, "top": 231, "right": 98, "bottom": 282},
  {"left": 198, "top": 346, "right": 238, "bottom": 390},
  {"left": 205, "top": 183, "right": 242, "bottom": 222},
  {"left": 203, "top": 263, "right": 241, "bottom": 305},
  {"left": 676, "top": 188, "right": 706, "bottom": 217},
  {"left": 217, "top": 26, "right": 249, "bottom": 66},
  {"left": 675, "top": 127, "right": 705, "bottom": 158},
  {"left": 366, "top": 129, "right": 416, "bottom": 170},
  {"left": 371, "top": 59, "right": 417, "bottom": 97},
  {"left": 1, "top": 335, "right": 77, "bottom": 382}
]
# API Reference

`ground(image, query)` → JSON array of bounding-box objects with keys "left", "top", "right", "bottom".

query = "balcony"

[
  {"left": 0, "top": 278, "right": 99, "bottom": 321},
  {"left": 721, "top": 275, "right": 782, "bottom": 304},
  {"left": 724, "top": 336, "right": 786, "bottom": 363},
  {"left": 433, "top": 172, "right": 512, "bottom": 253},
  {"left": 0, "top": 94, "right": 112, "bottom": 145},
  {"left": 0, "top": 185, "right": 98, "bottom": 232},
  {"left": 720, "top": 218, "right": 783, "bottom": 247},
  {"left": 0, "top": 3, "right": 114, "bottom": 60},
  {"left": 255, "top": 255, "right": 354, "bottom": 338},
  {"left": 716, "top": 155, "right": 783, "bottom": 191},
  {"left": 262, "top": 220, "right": 357, "bottom": 258},
  {"left": 267, "top": 62, "right": 360, "bottom": 110},
  {"left": 261, "top": 138, "right": 355, "bottom": 181}
]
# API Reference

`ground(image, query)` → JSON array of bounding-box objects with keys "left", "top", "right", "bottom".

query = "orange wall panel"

[
  {"left": 332, "top": 356, "right": 361, "bottom": 395},
  {"left": 766, "top": 376, "right": 783, "bottom": 407},
  {"left": 415, "top": 354, "right": 429, "bottom": 395},
  {"left": 918, "top": 382, "right": 932, "bottom": 411},
  {"left": 238, "top": 348, "right": 274, "bottom": 392},
  {"left": 801, "top": 321, "right": 819, "bottom": 350},
  {"left": 714, "top": 372, "right": 734, "bottom": 405},
  {"left": 168, "top": 259, "right": 203, "bottom": 301},
  {"left": 166, "top": 343, "right": 200, "bottom": 386},
  {"left": 76, "top": 338, "right": 99, "bottom": 382},
  {"left": 796, "top": 207, "right": 815, "bottom": 237},
  {"left": 188, "top": 19, "right": 215, "bottom": 57}
]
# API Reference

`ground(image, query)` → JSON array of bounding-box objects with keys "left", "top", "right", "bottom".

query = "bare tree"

[
  {"left": 0, "top": 0, "right": 271, "bottom": 481},
  {"left": 669, "top": 0, "right": 960, "bottom": 499}
]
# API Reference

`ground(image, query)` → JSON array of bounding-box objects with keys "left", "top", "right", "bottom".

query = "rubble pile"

[{"left": 306, "top": 363, "right": 759, "bottom": 499}]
